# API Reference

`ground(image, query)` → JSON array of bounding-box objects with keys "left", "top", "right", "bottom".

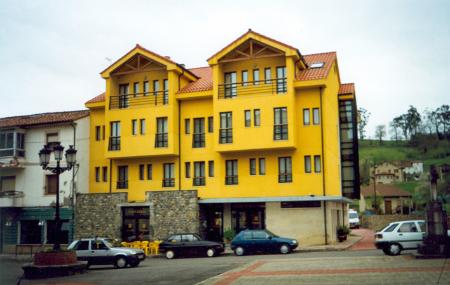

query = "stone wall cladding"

[
  {"left": 362, "top": 214, "right": 423, "bottom": 231},
  {"left": 147, "top": 190, "right": 199, "bottom": 239},
  {"left": 75, "top": 193, "right": 127, "bottom": 240}
]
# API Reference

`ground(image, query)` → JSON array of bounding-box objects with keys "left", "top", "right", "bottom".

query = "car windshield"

[
  {"left": 102, "top": 240, "right": 113, "bottom": 248},
  {"left": 264, "top": 229, "right": 278, "bottom": 238},
  {"left": 382, "top": 223, "right": 399, "bottom": 232},
  {"left": 349, "top": 213, "right": 358, "bottom": 219}
]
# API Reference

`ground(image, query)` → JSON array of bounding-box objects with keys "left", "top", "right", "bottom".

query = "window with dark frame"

[
  {"left": 314, "top": 155, "right": 321, "bottom": 173},
  {"left": 241, "top": 70, "right": 248, "bottom": 86},
  {"left": 140, "top": 119, "right": 146, "bottom": 135},
  {"left": 225, "top": 160, "right": 238, "bottom": 185},
  {"left": 219, "top": 112, "right": 232, "bottom": 144},
  {"left": 163, "top": 79, "right": 169, "bottom": 104},
  {"left": 313, "top": 108, "right": 320, "bottom": 125},
  {"left": 185, "top": 162, "right": 191, "bottom": 178},
  {"left": 303, "top": 109, "right": 310, "bottom": 125},
  {"left": 254, "top": 109, "right": 261, "bottom": 127},
  {"left": 153, "top": 80, "right": 160, "bottom": 97},
  {"left": 304, "top": 156, "right": 312, "bottom": 173},
  {"left": 244, "top": 110, "right": 251, "bottom": 127},
  {"left": 132, "top": 119, "right": 137, "bottom": 135},
  {"left": 117, "top": 166, "right": 128, "bottom": 189},
  {"left": 208, "top": 116, "right": 213, "bottom": 133},
  {"left": 143, "top": 81, "right": 149, "bottom": 96},
  {"left": 95, "top": 167, "right": 100, "bottom": 182},
  {"left": 109, "top": 121, "right": 120, "bottom": 151},
  {"left": 278, "top": 157, "right": 292, "bottom": 183},
  {"left": 253, "top": 69, "right": 260, "bottom": 85},
  {"left": 185, "top": 118, "right": 190, "bottom": 134},
  {"left": 102, "top": 166, "right": 107, "bottom": 182},
  {"left": 163, "top": 163, "right": 175, "bottom": 187},
  {"left": 95, "top": 126, "right": 101, "bottom": 141},
  {"left": 224, "top": 72, "right": 237, "bottom": 97},
  {"left": 118, "top": 84, "right": 129, "bottom": 108},
  {"left": 133, "top": 82, "right": 139, "bottom": 96},
  {"left": 264, "top": 68, "right": 271, "bottom": 84},
  {"left": 208, "top": 160, "right": 214, "bottom": 177},
  {"left": 274, "top": 107, "right": 288, "bottom": 140},
  {"left": 276, "top": 66, "right": 287, "bottom": 93},
  {"left": 102, "top": 125, "right": 105, "bottom": 140},
  {"left": 259, "top": 158, "right": 266, "bottom": 175},
  {"left": 139, "top": 164, "right": 145, "bottom": 180},
  {"left": 249, "top": 158, "right": 256, "bottom": 175},
  {"left": 193, "top": 161, "right": 205, "bottom": 186},
  {"left": 45, "top": 174, "right": 58, "bottom": 194},
  {"left": 193, "top": 118, "right": 205, "bottom": 148},
  {"left": 147, "top": 164, "right": 152, "bottom": 180},
  {"left": 155, "top": 117, "right": 168, "bottom": 147}
]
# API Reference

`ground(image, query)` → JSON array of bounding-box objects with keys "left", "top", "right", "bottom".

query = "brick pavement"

[
  {"left": 198, "top": 255, "right": 450, "bottom": 285},
  {"left": 349, "top": 228, "right": 376, "bottom": 250}
]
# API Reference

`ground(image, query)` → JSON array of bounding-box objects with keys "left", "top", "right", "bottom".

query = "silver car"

[{"left": 68, "top": 238, "right": 145, "bottom": 268}]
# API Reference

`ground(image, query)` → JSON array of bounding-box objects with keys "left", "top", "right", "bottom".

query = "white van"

[{"left": 348, "top": 209, "right": 360, "bottom": 228}]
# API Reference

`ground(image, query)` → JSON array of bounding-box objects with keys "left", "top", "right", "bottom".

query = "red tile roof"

[
  {"left": 0, "top": 110, "right": 89, "bottom": 128},
  {"left": 339, "top": 83, "right": 355, "bottom": 95},
  {"left": 178, "top": 67, "right": 212, "bottom": 93},
  {"left": 85, "top": 92, "right": 105, "bottom": 104},
  {"left": 361, "top": 184, "right": 412, "bottom": 198},
  {"left": 296, "top": 52, "right": 336, "bottom": 81}
]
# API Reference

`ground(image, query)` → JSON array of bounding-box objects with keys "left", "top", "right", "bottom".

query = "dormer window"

[{"left": 310, "top": 62, "right": 324, "bottom": 69}]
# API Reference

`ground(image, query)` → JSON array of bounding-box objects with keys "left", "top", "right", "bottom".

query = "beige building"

[{"left": 360, "top": 184, "right": 413, "bottom": 215}]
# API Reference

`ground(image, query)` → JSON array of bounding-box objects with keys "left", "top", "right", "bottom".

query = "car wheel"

[
  {"left": 206, "top": 248, "right": 215, "bottom": 257},
  {"left": 382, "top": 248, "right": 390, "bottom": 255},
  {"left": 234, "top": 246, "right": 244, "bottom": 256},
  {"left": 387, "top": 243, "right": 402, "bottom": 256},
  {"left": 115, "top": 256, "right": 128, "bottom": 269},
  {"left": 280, "top": 244, "right": 290, "bottom": 254},
  {"left": 165, "top": 250, "right": 175, "bottom": 259}
]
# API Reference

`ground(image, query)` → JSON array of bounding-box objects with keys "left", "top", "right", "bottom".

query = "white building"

[{"left": 0, "top": 110, "right": 89, "bottom": 253}]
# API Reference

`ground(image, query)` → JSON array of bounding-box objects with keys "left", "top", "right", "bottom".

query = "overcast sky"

[{"left": 1, "top": 0, "right": 449, "bottom": 137}]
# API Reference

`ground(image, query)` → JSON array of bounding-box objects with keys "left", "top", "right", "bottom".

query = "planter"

[
  {"left": 34, "top": 251, "right": 78, "bottom": 266},
  {"left": 338, "top": 234, "right": 347, "bottom": 242}
]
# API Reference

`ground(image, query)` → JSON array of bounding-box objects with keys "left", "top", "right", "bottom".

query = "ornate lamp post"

[{"left": 39, "top": 143, "right": 77, "bottom": 251}]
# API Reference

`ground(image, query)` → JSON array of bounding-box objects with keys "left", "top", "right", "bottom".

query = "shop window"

[{"left": 20, "top": 220, "right": 41, "bottom": 244}]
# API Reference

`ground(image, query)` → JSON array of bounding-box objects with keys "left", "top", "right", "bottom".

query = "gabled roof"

[
  {"left": 361, "top": 184, "right": 412, "bottom": 198},
  {"left": 178, "top": 67, "right": 212, "bottom": 93},
  {"left": 85, "top": 92, "right": 105, "bottom": 104},
  {"left": 339, "top": 83, "right": 355, "bottom": 95},
  {"left": 296, "top": 52, "right": 336, "bottom": 81},
  {"left": 0, "top": 110, "right": 89, "bottom": 129}
]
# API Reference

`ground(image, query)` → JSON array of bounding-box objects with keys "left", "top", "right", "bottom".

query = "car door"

[
  {"left": 91, "top": 240, "right": 111, "bottom": 265},
  {"left": 252, "top": 230, "right": 273, "bottom": 253},
  {"left": 74, "top": 240, "right": 90, "bottom": 262},
  {"left": 168, "top": 235, "right": 184, "bottom": 256},
  {"left": 396, "top": 222, "right": 422, "bottom": 249},
  {"left": 181, "top": 234, "right": 196, "bottom": 256}
]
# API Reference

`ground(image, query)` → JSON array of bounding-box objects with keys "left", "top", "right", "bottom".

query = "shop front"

[{"left": 121, "top": 206, "right": 150, "bottom": 241}]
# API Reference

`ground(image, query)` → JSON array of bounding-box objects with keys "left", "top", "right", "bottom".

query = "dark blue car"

[{"left": 231, "top": 229, "right": 298, "bottom": 256}]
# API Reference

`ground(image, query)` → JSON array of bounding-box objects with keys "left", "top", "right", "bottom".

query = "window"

[
  {"left": 398, "top": 222, "right": 418, "bottom": 233},
  {"left": 131, "top": 119, "right": 137, "bottom": 135},
  {"left": 259, "top": 158, "right": 266, "bottom": 175},
  {"left": 117, "top": 166, "right": 128, "bottom": 189},
  {"left": 253, "top": 230, "right": 269, "bottom": 239},
  {"left": 225, "top": 160, "right": 238, "bottom": 185},
  {"left": 109, "top": 121, "right": 120, "bottom": 151},
  {"left": 314, "top": 155, "right": 321, "bottom": 173},
  {"left": 0, "top": 176, "right": 15, "bottom": 192},
  {"left": 133, "top": 82, "right": 139, "bottom": 96},
  {"left": 310, "top": 62, "right": 324, "bottom": 68},
  {"left": 208, "top": 116, "right": 213, "bottom": 133},
  {"left": 139, "top": 164, "right": 145, "bottom": 180},
  {"left": 143, "top": 81, "right": 149, "bottom": 96},
  {"left": 20, "top": 220, "right": 41, "bottom": 244},
  {"left": 193, "top": 161, "right": 205, "bottom": 186},
  {"left": 155, "top": 117, "right": 168, "bottom": 147},
  {"left": 119, "top": 84, "right": 129, "bottom": 108},
  {"left": 46, "top": 219, "right": 69, "bottom": 244},
  {"left": 278, "top": 157, "right": 292, "bottom": 183},
  {"left": 153, "top": 80, "right": 160, "bottom": 97},
  {"left": 185, "top": 118, "right": 190, "bottom": 134},
  {"left": 304, "top": 156, "right": 311, "bottom": 173},
  {"left": 163, "top": 163, "right": 175, "bottom": 187},
  {"left": 303, "top": 109, "right": 310, "bottom": 125},
  {"left": 45, "top": 174, "right": 58, "bottom": 194},
  {"left": 193, "top": 118, "right": 205, "bottom": 148},
  {"left": 0, "top": 131, "right": 24, "bottom": 157},
  {"left": 163, "top": 79, "right": 169, "bottom": 104},
  {"left": 147, "top": 164, "right": 152, "bottom": 180},
  {"left": 281, "top": 201, "right": 321, "bottom": 208},
  {"left": 102, "top": 167, "right": 108, "bottom": 182},
  {"left": 102, "top": 125, "right": 105, "bottom": 140},
  {"left": 274, "top": 107, "right": 288, "bottom": 140},
  {"left": 276, "top": 66, "right": 287, "bottom": 93},
  {"left": 95, "top": 167, "right": 100, "bottom": 182},
  {"left": 224, "top": 72, "right": 237, "bottom": 98},
  {"left": 254, "top": 109, "right": 261, "bottom": 127},
  {"left": 383, "top": 223, "right": 399, "bottom": 232},
  {"left": 95, "top": 126, "right": 101, "bottom": 141},
  {"left": 75, "top": 240, "right": 90, "bottom": 250},
  {"left": 313, "top": 108, "right": 320, "bottom": 125},
  {"left": 249, "top": 158, "right": 256, "bottom": 175},
  {"left": 219, "top": 112, "right": 232, "bottom": 144},
  {"left": 140, "top": 119, "right": 146, "bottom": 135},
  {"left": 185, "top": 162, "right": 191, "bottom": 178},
  {"left": 241, "top": 70, "right": 248, "bottom": 86},
  {"left": 253, "top": 69, "right": 260, "bottom": 85},
  {"left": 264, "top": 68, "right": 271, "bottom": 84},
  {"left": 208, "top": 160, "right": 214, "bottom": 177},
  {"left": 244, "top": 110, "right": 251, "bottom": 127}
]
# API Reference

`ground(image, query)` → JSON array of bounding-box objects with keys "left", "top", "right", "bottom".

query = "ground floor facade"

[
  {"left": 0, "top": 207, "right": 74, "bottom": 253},
  {"left": 74, "top": 191, "right": 350, "bottom": 246}
]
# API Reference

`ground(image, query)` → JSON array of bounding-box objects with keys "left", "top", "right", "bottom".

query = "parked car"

[
  {"left": 348, "top": 209, "right": 360, "bottom": 229},
  {"left": 375, "top": 220, "right": 450, "bottom": 256},
  {"left": 158, "top": 233, "right": 224, "bottom": 259},
  {"left": 231, "top": 229, "right": 298, "bottom": 256},
  {"left": 67, "top": 238, "right": 145, "bottom": 268}
]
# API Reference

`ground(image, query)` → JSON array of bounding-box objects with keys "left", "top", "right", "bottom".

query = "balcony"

[
  {"left": 193, "top": 177, "right": 205, "bottom": 186},
  {"left": 117, "top": 180, "right": 128, "bottom": 189},
  {"left": 219, "top": 129, "right": 233, "bottom": 144},
  {"left": 278, "top": 174, "right": 292, "bottom": 183},
  {"left": 109, "top": 91, "right": 169, "bottom": 109},
  {"left": 0, "top": 191, "right": 24, "bottom": 207},
  {"left": 225, "top": 175, "right": 238, "bottom": 185},
  {"left": 155, "top": 133, "right": 168, "bottom": 148},
  {"left": 108, "top": 136, "right": 121, "bottom": 151},
  {"left": 162, "top": 178, "right": 175, "bottom": 187},
  {"left": 192, "top": 133, "right": 205, "bottom": 148},
  {"left": 273, "top": 125, "right": 288, "bottom": 140},
  {"left": 218, "top": 78, "right": 287, "bottom": 99},
  {"left": 0, "top": 148, "right": 25, "bottom": 158}
]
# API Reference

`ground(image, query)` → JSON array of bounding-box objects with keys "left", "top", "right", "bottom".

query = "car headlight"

[{"left": 292, "top": 240, "right": 297, "bottom": 244}]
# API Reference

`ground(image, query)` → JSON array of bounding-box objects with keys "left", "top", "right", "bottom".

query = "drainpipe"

[
  {"left": 109, "top": 159, "right": 112, "bottom": 193},
  {"left": 178, "top": 69, "right": 185, "bottom": 191},
  {"left": 319, "top": 87, "right": 328, "bottom": 245},
  {"left": 70, "top": 122, "right": 77, "bottom": 242}
]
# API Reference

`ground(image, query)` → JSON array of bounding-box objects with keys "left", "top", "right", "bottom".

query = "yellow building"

[{"left": 83, "top": 30, "right": 360, "bottom": 245}]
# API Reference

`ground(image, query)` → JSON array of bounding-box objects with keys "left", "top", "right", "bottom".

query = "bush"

[
  {"left": 223, "top": 228, "right": 236, "bottom": 242},
  {"left": 337, "top": 225, "right": 350, "bottom": 236}
]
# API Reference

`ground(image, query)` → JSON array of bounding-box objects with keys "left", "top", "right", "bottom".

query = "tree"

[
  {"left": 357, "top": 108, "right": 370, "bottom": 140},
  {"left": 437, "top": 104, "right": 450, "bottom": 137},
  {"left": 406, "top": 105, "right": 421, "bottom": 136},
  {"left": 394, "top": 114, "right": 409, "bottom": 140},
  {"left": 389, "top": 117, "right": 402, "bottom": 141},
  {"left": 375, "top": 125, "right": 386, "bottom": 144}
]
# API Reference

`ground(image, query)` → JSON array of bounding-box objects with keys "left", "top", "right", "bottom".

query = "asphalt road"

[{"left": 0, "top": 250, "right": 389, "bottom": 285}]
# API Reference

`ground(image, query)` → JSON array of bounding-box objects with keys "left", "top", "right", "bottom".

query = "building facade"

[
  {"left": 82, "top": 30, "right": 359, "bottom": 246},
  {"left": 0, "top": 111, "right": 89, "bottom": 253}
]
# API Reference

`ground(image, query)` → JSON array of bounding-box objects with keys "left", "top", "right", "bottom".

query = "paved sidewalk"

[
  {"left": 198, "top": 255, "right": 450, "bottom": 285},
  {"left": 349, "top": 228, "right": 376, "bottom": 250}
]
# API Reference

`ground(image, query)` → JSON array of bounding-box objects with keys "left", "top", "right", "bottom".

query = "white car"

[
  {"left": 348, "top": 210, "right": 360, "bottom": 228},
  {"left": 375, "top": 220, "right": 426, "bottom": 255}
]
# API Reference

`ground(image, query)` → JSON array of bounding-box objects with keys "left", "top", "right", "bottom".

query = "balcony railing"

[
  {"left": 219, "top": 129, "right": 232, "bottom": 144},
  {"left": 0, "top": 148, "right": 25, "bottom": 158},
  {"left": 278, "top": 173, "right": 292, "bottom": 183},
  {"left": 193, "top": 177, "right": 206, "bottom": 186},
  {"left": 108, "top": 136, "right": 121, "bottom": 151},
  {"left": 192, "top": 133, "right": 205, "bottom": 148},
  {"left": 117, "top": 180, "right": 128, "bottom": 189},
  {"left": 225, "top": 175, "right": 238, "bottom": 185},
  {"left": 0, "top": 190, "right": 24, "bottom": 198},
  {"left": 218, "top": 78, "right": 287, "bottom": 99},
  {"left": 109, "top": 91, "right": 169, "bottom": 109},
  {"left": 162, "top": 178, "right": 175, "bottom": 187},
  {"left": 273, "top": 125, "right": 288, "bottom": 140},
  {"left": 155, "top": 133, "right": 168, "bottom": 148}
]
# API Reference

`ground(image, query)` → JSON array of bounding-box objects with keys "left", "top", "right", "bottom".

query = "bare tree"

[{"left": 375, "top": 125, "right": 386, "bottom": 144}]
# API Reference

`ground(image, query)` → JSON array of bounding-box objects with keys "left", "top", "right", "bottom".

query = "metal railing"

[
  {"left": 278, "top": 174, "right": 292, "bottom": 183},
  {"left": 109, "top": 91, "right": 169, "bottom": 109},
  {"left": 117, "top": 180, "right": 128, "bottom": 189},
  {"left": 273, "top": 125, "right": 288, "bottom": 140},
  {"left": 0, "top": 191, "right": 24, "bottom": 198},
  {"left": 192, "top": 133, "right": 205, "bottom": 148},
  {"left": 225, "top": 175, "right": 238, "bottom": 185},
  {"left": 0, "top": 148, "right": 25, "bottom": 157},
  {"left": 219, "top": 129, "right": 232, "bottom": 144},
  {"left": 193, "top": 177, "right": 205, "bottom": 186},
  {"left": 218, "top": 78, "right": 287, "bottom": 99},
  {"left": 155, "top": 133, "right": 168, "bottom": 148},
  {"left": 108, "top": 136, "right": 121, "bottom": 151},
  {"left": 162, "top": 178, "right": 175, "bottom": 187}
]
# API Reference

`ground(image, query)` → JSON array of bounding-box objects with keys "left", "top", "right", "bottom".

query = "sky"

[{"left": 0, "top": 0, "right": 449, "bottom": 137}]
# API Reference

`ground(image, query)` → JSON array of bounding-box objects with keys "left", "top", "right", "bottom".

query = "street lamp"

[{"left": 38, "top": 143, "right": 77, "bottom": 251}]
